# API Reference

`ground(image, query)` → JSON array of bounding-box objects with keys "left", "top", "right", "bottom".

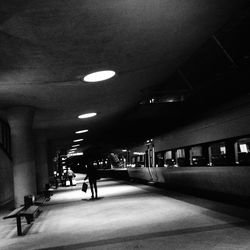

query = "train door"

[{"left": 146, "top": 142, "right": 158, "bottom": 182}]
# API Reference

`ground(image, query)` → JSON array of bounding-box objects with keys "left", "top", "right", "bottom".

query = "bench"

[
  {"left": 34, "top": 196, "right": 48, "bottom": 206},
  {"left": 3, "top": 205, "right": 40, "bottom": 236}
]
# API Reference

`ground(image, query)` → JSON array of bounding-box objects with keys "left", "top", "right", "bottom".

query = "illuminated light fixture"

[
  {"left": 83, "top": 70, "right": 116, "bottom": 82},
  {"left": 73, "top": 139, "right": 84, "bottom": 142},
  {"left": 72, "top": 144, "right": 80, "bottom": 147},
  {"left": 68, "top": 152, "right": 84, "bottom": 157},
  {"left": 122, "top": 149, "right": 127, "bottom": 152},
  {"left": 78, "top": 112, "right": 97, "bottom": 119},
  {"left": 133, "top": 152, "right": 145, "bottom": 155},
  {"left": 75, "top": 129, "right": 88, "bottom": 134}
]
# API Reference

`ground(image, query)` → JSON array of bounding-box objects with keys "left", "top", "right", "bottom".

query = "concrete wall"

[{"left": 0, "top": 148, "right": 13, "bottom": 206}]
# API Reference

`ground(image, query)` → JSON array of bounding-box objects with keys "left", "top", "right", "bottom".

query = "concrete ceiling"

[{"left": 0, "top": 0, "right": 249, "bottom": 153}]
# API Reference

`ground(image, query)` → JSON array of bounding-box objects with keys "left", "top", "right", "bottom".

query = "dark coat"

[{"left": 85, "top": 166, "right": 98, "bottom": 181}]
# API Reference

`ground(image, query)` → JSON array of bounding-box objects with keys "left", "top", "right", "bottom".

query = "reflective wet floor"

[{"left": 1, "top": 176, "right": 250, "bottom": 250}]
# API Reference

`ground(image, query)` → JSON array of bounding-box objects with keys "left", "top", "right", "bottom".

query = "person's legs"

[
  {"left": 89, "top": 180, "right": 94, "bottom": 198},
  {"left": 93, "top": 180, "right": 98, "bottom": 198},
  {"left": 69, "top": 176, "right": 73, "bottom": 186}
]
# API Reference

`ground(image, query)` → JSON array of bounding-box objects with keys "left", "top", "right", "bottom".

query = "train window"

[
  {"left": 131, "top": 157, "right": 135, "bottom": 164},
  {"left": 176, "top": 149, "right": 185, "bottom": 166},
  {"left": 155, "top": 152, "right": 164, "bottom": 167},
  {"left": 235, "top": 138, "right": 250, "bottom": 165},
  {"left": 139, "top": 155, "right": 145, "bottom": 168},
  {"left": 164, "top": 150, "right": 176, "bottom": 167},
  {"left": 131, "top": 154, "right": 145, "bottom": 168},
  {"left": 209, "top": 142, "right": 227, "bottom": 166},
  {"left": 190, "top": 146, "right": 207, "bottom": 166}
]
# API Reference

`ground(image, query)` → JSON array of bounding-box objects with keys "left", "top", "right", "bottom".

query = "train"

[{"left": 127, "top": 95, "right": 250, "bottom": 205}]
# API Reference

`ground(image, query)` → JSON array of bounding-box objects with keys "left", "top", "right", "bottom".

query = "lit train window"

[
  {"left": 235, "top": 138, "right": 250, "bottom": 166},
  {"left": 137, "top": 155, "right": 145, "bottom": 168},
  {"left": 190, "top": 146, "right": 207, "bottom": 166},
  {"left": 132, "top": 157, "right": 135, "bottom": 164},
  {"left": 176, "top": 149, "right": 185, "bottom": 166},
  {"left": 164, "top": 150, "right": 176, "bottom": 167},
  {"left": 156, "top": 152, "right": 164, "bottom": 167},
  {"left": 209, "top": 142, "right": 227, "bottom": 166}
]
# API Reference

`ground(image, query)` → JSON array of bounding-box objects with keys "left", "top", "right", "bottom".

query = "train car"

[{"left": 127, "top": 96, "right": 250, "bottom": 204}]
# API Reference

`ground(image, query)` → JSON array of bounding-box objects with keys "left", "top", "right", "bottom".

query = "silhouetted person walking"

[{"left": 84, "top": 164, "right": 98, "bottom": 199}]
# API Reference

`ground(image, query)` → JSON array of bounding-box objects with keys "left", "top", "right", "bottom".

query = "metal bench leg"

[
  {"left": 16, "top": 216, "right": 22, "bottom": 236},
  {"left": 25, "top": 215, "right": 33, "bottom": 224}
]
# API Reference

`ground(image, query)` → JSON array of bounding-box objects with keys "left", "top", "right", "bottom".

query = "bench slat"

[
  {"left": 3, "top": 206, "right": 25, "bottom": 219},
  {"left": 34, "top": 197, "right": 46, "bottom": 205},
  {"left": 21, "top": 205, "right": 39, "bottom": 215}
]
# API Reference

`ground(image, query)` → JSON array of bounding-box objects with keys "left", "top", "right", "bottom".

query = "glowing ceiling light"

[
  {"left": 73, "top": 139, "right": 84, "bottom": 142},
  {"left": 78, "top": 112, "right": 97, "bottom": 119},
  {"left": 75, "top": 129, "right": 88, "bottom": 134},
  {"left": 83, "top": 70, "right": 116, "bottom": 82},
  {"left": 72, "top": 144, "right": 80, "bottom": 147}
]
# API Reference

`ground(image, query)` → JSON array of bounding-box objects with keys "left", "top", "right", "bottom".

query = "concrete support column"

[
  {"left": 35, "top": 131, "right": 49, "bottom": 194},
  {"left": 8, "top": 107, "right": 36, "bottom": 207}
]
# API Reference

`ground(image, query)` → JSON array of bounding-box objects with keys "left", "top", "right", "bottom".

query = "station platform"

[{"left": 1, "top": 177, "right": 250, "bottom": 250}]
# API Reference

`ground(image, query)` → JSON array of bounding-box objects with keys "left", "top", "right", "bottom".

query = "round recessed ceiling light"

[
  {"left": 73, "top": 139, "right": 84, "bottom": 142},
  {"left": 78, "top": 112, "right": 97, "bottom": 119},
  {"left": 83, "top": 70, "right": 116, "bottom": 82},
  {"left": 75, "top": 129, "right": 88, "bottom": 134}
]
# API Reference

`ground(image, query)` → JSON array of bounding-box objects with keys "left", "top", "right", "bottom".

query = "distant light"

[
  {"left": 75, "top": 129, "right": 88, "bottom": 134},
  {"left": 133, "top": 152, "right": 145, "bottom": 155},
  {"left": 83, "top": 70, "right": 116, "bottom": 82},
  {"left": 78, "top": 112, "right": 97, "bottom": 119},
  {"left": 73, "top": 139, "right": 84, "bottom": 142},
  {"left": 122, "top": 149, "right": 127, "bottom": 152},
  {"left": 67, "top": 152, "right": 84, "bottom": 157},
  {"left": 167, "top": 98, "right": 175, "bottom": 103},
  {"left": 72, "top": 144, "right": 80, "bottom": 147}
]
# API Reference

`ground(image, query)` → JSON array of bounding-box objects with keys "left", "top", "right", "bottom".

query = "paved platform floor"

[{"left": 1, "top": 177, "right": 250, "bottom": 250}]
